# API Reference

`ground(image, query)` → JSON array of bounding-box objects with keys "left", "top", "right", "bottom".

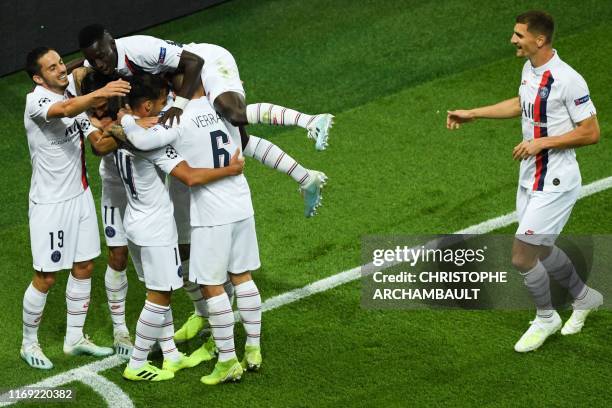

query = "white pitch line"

[{"left": 2, "top": 175, "right": 611, "bottom": 407}]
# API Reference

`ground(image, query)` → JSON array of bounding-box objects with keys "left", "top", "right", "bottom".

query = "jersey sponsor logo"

[
  {"left": 574, "top": 95, "right": 590, "bottom": 106},
  {"left": 38, "top": 97, "right": 51, "bottom": 107},
  {"left": 51, "top": 250, "right": 61, "bottom": 263},
  {"left": 177, "top": 265, "right": 183, "bottom": 278},
  {"left": 166, "top": 145, "right": 178, "bottom": 159},
  {"left": 105, "top": 226, "right": 116, "bottom": 238},
  {"left": 538, "top": 86, "right": 550, "bottom": 99},
  {"left": 158, "top": 47, "right": 167, "bottom": 64}
]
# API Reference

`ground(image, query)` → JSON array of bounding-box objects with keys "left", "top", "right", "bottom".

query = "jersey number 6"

[{"left": 210, "top": 130, "right": 231, "bottom": 168}]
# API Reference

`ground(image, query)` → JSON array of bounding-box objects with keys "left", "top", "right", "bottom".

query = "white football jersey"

[
  {"left": 518, "top": 51, "right": 596, "bottom": 192},
  {"left": 25, "top": 76, "right": 96, "bottom": 204},
  {"left": 114, "top": 36, "right": 183, "bottom": 77},
  {"left": 114, "top": 145, "right": 183, "bottom": 246},
  {"left": 122, "top": 97, "right": 253, "bottom": 226}
]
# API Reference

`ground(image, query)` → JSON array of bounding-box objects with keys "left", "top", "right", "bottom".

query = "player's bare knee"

[
  {"left": 230, "top": 271, "right": 252, "bottom": 286},
  {"left": 108, "top": 246, "right": 128, "bottom": 270},
  {"left": 34, "top": 271, "right": 56, "bottom": 291},
  {"left": 203, "top": 284, "right": 225, "bottom": 299},
  {"left": 72, "top": 260, "right": 94, "bottom": 279},
  {"left": 511, "top": 250, "right": 537, "bottom": 272}
]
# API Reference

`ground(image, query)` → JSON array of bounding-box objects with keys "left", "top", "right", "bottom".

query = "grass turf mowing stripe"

[{"left": 3, "top": 175, "right": 611, "bottom": 407}]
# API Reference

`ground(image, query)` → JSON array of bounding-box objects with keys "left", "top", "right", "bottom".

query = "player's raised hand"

[
  {"left": 94, "top": 79, "right": 131, "bottom": 99},
  {"left": 228, "top": 148, "right": 245, "bottom": 175},
  {"left": 159, "top": 107, "right": 183, "bottom": 127},
  {"left": 446, "top": 110, "right": 475, "bottom": 130}
]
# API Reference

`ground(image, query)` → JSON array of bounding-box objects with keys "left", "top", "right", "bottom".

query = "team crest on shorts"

[
  {"left": 105, "top": 226, "right": 116, "bottom": 238},
  {"left": 177, "top": 265, "right": 183, "bottom": 278},
  {"left": 51, "top": 250, "right": 61, "bottom": 263},
  {"left": 538, "top": 87, "right": 550, "bottom": 99}
]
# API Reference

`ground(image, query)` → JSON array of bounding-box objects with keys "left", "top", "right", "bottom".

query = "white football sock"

[
  {"left": 65, "top": 274, "right": 91, "bottom": 345},
  {"left": 235, "top": 280, "right": 262, "bottom": 347},
  {"left": 129, "top": 300, "right": 166, "bottom": 370},
  {"left": 542, "top": 246, "right": 588, "bottom": 300},
  {"left": 22, "top": 283, "right": 47, "bottom": 346},
  {"left": 246, "top": 103, "right": 316, "bottom": 129},
  {"left": 160, "top": 307, "right": 180, "bottom": 362},
  {"left": 521, "top": 261, "right": 555, "bottom": 320},
  {"left": 207, "top": 293, "right": 236, "bottom": 362},
  {"left": 243, "top": 135, "right": 310, "bottom": 185},
  {"left": 104, "top": 265, "right": 129, "bottom": 335}
]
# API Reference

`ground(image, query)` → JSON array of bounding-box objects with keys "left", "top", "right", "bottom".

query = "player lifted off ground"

[
  {"left": 447, "top": 11, "right": 602, "bottom": 352},
  {"left": 78, "top": 24, "right": 328, "bottom": 217},
  {"left": 120, "top": 75, "right": 264, "bottom": 385},
  {"left": 114, "top": 74, "right": 245, "bottom": 381},
  {"left": 21, "top": 47, "right": 130, "bottom": 369}
]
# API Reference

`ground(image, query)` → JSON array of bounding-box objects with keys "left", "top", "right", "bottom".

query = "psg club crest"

[
  {"left": 177, "top": 265, "right": 183, "bottom": 278},
  {"left": 51, "top": 250, "right": 61, "bottom": 263},
  {"left": 538, "top": 86, "right": 550, "bottom": 99},
  {"left": 105, "top": 226, "right": 116, "bottom": 238}
]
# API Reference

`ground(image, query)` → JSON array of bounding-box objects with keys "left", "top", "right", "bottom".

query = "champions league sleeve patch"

[
  {"left": 38, "top": 97, "right": 51, "bottom": 107},
  {"left": 158, "top": 47, "right": 167, "bottom": 64},
  {"left": 574, "top": 95, "right": 590, "bottom": 106},
  {"left": 166, "top": 145, "right": 178, "bottom": 159}
]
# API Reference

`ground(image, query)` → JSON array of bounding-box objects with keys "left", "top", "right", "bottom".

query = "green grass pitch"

[{"left": 1, "top": 0, "right": 612, "bottom": 406}]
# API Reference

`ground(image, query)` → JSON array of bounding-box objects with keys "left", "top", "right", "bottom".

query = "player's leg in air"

[
  {"left": 122, "top": 244, "right": 201, "bottom": 381},
  {"left": 184, "top": 44, "right": 328, "bottom": 217}
]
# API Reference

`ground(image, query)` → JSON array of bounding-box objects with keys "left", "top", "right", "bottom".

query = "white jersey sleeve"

[
  {"left": 563, "top": 73, "right": 596, "bottom": 123},
  {"left": 26, "top": 90, "right": 57, "bottom": 123},
  {"left": 121, "top": 115, "right": 180, "bottom": 151},
  {"left": 141, "top": 144, "right": 184, "bottom": 175},
  {"left": 116, "top": 36, "right": 183, "bottom": 76}
]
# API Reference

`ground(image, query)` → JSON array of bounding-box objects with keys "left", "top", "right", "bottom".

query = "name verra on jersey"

[{"left": 191, "top": 111, "right": 223, "bottom": 129}]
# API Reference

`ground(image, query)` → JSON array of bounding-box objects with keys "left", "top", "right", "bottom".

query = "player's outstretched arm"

[
  {"left": 171, "top": 149, "right": 244, "bottom": 187},
  {"left": 119, "top": 113, "right": 180, "bottom": 150},
  {"left": 512, "top": 116, "right": 600, "bottom": 160},
  {"left": 159, "top": 50, "right": 204, "bottom": 126},
  {"left": 447, "top": 97, "right": 521, "bottom": 130},
  {"left": 47, "top": 79, "right": 130, "bottom": 119}
]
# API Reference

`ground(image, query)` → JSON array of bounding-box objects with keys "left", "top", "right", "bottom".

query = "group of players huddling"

[{"left": 21, "top": 24, "right": 333, "bottom": 384}]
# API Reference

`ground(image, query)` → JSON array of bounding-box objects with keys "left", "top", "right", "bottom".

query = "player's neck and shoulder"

[{"left": 523, "top": 49, "right": 584, "bottom": 82}]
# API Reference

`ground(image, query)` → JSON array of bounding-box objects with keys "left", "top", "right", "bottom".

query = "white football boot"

[
  {"left": 561, "top": 288, "right": 603, "bottom": 335},
  {"left": 514, "top": 312, "right": 562, "bottom": 353}
]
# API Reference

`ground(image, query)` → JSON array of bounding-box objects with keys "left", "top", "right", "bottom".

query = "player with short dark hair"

[
  {"left": 446, "top": 11, "right": 602, "bottom": 352},
  {"left": 20, "top": 46, "right": 130, "bottom": 369}
]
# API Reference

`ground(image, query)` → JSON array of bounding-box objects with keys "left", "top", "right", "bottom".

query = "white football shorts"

[
  {"left": 101, "top": 179, "right": 128, "bottom": 247},
  {"left": 185, "top": 43, "right": 245, "bottom": 105},
  {"left": 29, "top": 188, "right": 101, "bottom": 272},
  {"left": 168, "top": 177, "right": 191, "bottom": 245},
  {"left": 515, "top": 184, "right": 580, "bottom": 246},
  {"left": 128, "top": 241, "right": 184, "bottom": 291},
  {"left": 189, "top": 216, "right": 260, "bottom": 286}
]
